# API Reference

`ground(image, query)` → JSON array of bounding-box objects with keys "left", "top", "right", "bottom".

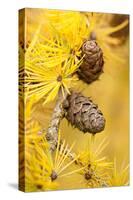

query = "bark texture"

[{"left": 45, "top": 90, "right": 67, "bottom": 151}]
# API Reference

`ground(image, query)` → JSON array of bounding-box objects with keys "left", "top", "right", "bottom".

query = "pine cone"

[
  {"left": 77, "top": 40, "right": 104, "bottom": 84},
  {"left": 64, "top": 91, "right": 105, "bottom": 134}
]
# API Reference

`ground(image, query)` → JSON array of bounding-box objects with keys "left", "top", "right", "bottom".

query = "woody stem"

[{"left": 45, "top": 89, "right": 68, "bottom": 151}]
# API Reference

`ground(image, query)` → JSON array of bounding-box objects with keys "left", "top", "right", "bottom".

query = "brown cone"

[
  {"left": 77, "top": 40, "right": 104, "bottom": 84},
  {"left": 64, "top": 91, "right": 105, "bottom": 134}
]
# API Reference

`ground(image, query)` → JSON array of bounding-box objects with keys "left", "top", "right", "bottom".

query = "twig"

[{"left": 45, "top": 89, "right": 68, "bottom": 151}]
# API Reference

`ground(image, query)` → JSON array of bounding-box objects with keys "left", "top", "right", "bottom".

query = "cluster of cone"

[{"left": 64, "top": 39, "right": 105, "bottom": 134}]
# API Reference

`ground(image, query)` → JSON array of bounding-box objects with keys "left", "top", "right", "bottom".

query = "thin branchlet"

[{"left": 45, "top": 89, "right": 68, "bottom": 151}]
